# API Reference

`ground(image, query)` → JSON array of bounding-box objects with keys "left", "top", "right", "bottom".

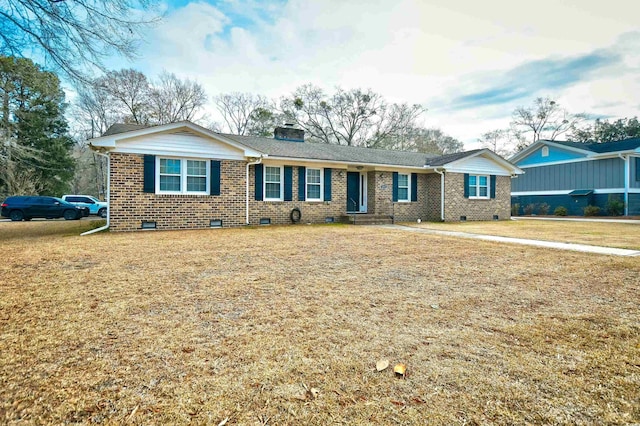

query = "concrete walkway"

[{"left": 381, "top": 224, "right": 640, "bottom": 257}]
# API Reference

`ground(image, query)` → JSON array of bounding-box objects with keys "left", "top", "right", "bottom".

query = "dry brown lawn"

[
  {"left": 408, "top": 219, "right": 640, "bottom": 250},
  {"left": 1, "top": 221, "right": 639, "bottom": 425}
]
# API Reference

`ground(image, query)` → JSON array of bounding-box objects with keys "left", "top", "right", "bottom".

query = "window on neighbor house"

[
  {"left": 468, "top": 175, "right": 489, "bottom": 199},
  {"left": 397, "top": 173, "right": 410, "bottom": 201},
  {"left": 541, "top": 146, "right": 549, "bottom": 157},
  {"left": 158, "top": 158, "right": 209, "bottom": 194},
  {"left": 306, "top": 168, "right": 322, "bottom": 201},
  {"left": 264, "top": 166, "right": 283, "bottom": 200}
]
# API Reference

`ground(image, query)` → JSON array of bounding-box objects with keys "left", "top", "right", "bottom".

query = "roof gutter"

[
  {"left": 246, "top": 156, "right": 263, "bottom": 224},
  {"left": 81, "top": 150, "right": 110, "bottom": 235},
  {"left": 619, "top": 153, "right": 629, "bottom": 216},
  {"left": 433, "top": 168, "right": 445, "bottom": 221}
]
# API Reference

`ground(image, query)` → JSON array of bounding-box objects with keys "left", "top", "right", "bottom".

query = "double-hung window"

[
  {"left": 306, "top": 168, "right": 322, "bottom": 201},
  {"left": 397, "top": 173, "right": 410, "bottom": 202},
  {"left": 264, "top": 166, "right": 283, "bottom": 200},
  {"left": 468, "top": 175, "right": 489, "bottom": 199},
  {"left": 158, "top": 158, "right": 209, "bottom": 194}
]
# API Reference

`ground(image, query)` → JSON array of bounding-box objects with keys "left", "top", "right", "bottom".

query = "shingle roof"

[
  {"left": 551, "top": 138, "right": 640, "bottom": 153},
  {"left": 221, "top": 134, "right": 442, "bottom": 167},
  {"left": 102, "top": 123, "right": 147, "bottom": 136},
  {"left": 425, "top": 149, "right": 483, "bottom": 166},
  {"left": 100, "top": 122, "right": 489, "bottom": 169}
]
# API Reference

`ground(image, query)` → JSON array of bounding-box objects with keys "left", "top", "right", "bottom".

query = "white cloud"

[{"left": 110, "top": 0, "right": 640, "bottom": 148}]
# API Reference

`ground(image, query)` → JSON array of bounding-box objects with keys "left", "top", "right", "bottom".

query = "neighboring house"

[
  {"left": 510, "top": 138, "right": 640, "bottom": 216},
  {"left": 88, "top": 121, "right": 523, "bottom": 231}
]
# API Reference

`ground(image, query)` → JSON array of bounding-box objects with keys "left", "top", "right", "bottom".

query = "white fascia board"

[
  {"left": 262, "top": 156, "right": 428, "bottom": 171},
  {"left": 443, "top": 149, "right": 524, "bottom": 175},
  {"left": 88, "top": 121, "right": 264, "bottom": 157},
  {"left": 114, "top": 147, "right": 247, "bottom": 161},
  {"left": 518, "top": 150, "right": 637, "bottom": 168},
  {"left": 444, "top": 167, "right": 514, "bottom": 176},
  {"left": 512, "top": 188, "right": 639, "bottom": 196}
]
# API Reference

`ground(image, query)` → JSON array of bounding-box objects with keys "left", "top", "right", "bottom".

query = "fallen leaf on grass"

[
  {"left": 393, "top": 363, "right": 406, "bottom": 378},
  {"left": 376, "top": 359, "right": 389, "bottom": 372}
]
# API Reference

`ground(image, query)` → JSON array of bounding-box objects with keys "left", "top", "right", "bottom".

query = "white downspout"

[
  {"left": 246, "top": 156, "right": 263, "bottom": 225},
  {"left": 434, "top": 168, "right": 445, "bottom": 221},
  {"left": 619, "top": 153, "right": 629, "bottom": 216},
  {"left": 81, "top": 150, "right": 110, "bottom": 235}
]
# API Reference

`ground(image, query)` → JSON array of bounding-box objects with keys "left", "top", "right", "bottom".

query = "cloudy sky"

[{"left": 109, "top": 0, "right": 639, "bottom": 149}]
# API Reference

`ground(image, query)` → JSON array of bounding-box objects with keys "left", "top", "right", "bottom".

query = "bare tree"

[
  {"left": 280, "top": 84, "right": 426, "bottom": 148},
  {"left": 478, "top": 129, "right": 517, "bottom": 158},
  {"left": 99, "top": 69, "right": 151, "bottom": 125},
  {"left": 0, "top": 0, "right": 161, "bottom": 84},
  {"left": 214, "top": 92, "right": 274, "bottom": 135},
  {"left": 148, "top": 71, "right": 207, "bottom": 124},
  {"left": 412, "top": 128, "right": 464, "bottom": 155},
  {"left": 511, "top": 97, "right": 586, "bottom": 146}
]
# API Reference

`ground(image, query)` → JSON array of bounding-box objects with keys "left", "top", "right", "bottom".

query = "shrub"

[
  {"left": 523, "top": 203, "right": 536, "bottom": 215},
  {"left": 554, "top": 206, "right": 568, "bottom": 216},
  {"left": 537, "top": 203, "right": 550, "bottom": 215},
  {"left": 605, "top": 195, "right": 624, "bottom": 216},
  {"left": 583, "top": 205, "right": 601, "bottom": 216},
  {"left": 511, "top": 203, "right": 520, "bottom": 216}
]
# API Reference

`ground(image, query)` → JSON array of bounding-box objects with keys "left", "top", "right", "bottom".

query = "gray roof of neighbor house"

[
  {"left": 100, "top": 122, "right": 492, "bottom": 168},
  {"left": 549, "top": 137, "right": 640, "bottom": 154}
]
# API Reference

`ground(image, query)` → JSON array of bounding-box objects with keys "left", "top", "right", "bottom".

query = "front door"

[{"left": 346, "top": 172, "right": 367, "bottom": 213}]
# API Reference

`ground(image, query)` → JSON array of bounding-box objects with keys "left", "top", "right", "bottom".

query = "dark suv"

[{"left": 1, "top": 196, "right": 85, "bottom": 221}]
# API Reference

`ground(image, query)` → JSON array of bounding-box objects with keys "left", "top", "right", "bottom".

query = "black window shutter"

[
  {"left": 490, "top": 175, "right": 496, "bottom": 198},
  {"left": 255, "top": 163, "right": 263, "bottom": 201},
  {"left": 463, "top": 173, "right": 469, "bottom": 198},
  {"left": 284, "top": 166, "right": 293, "bottom": 201},
  {"left": 392, "top": 172, "right": 399, "bottom": 202},
  {"left": 411, "top": 173, "right": 418, "bottom": 202},
  {"left": 143, "top": 155, "right": 156, "bottom": 193},
  {"left": 298, "top": 166, "right": 306, "bottom": 201},
  {"left": 210, "top": 160, "right": 221, "bottom": 196},
  {"left": 324, "top": 168, "right": 332, "bottom": 201},
  {"left": 636, "top": 157, "right": 640, "bottom": 181}
]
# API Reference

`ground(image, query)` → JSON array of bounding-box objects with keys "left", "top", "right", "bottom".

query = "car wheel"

[
  {"left": 9, "top": 210, "right": 24, "bottom": 221},
  {"left": 98, "top": 208, "right": 107, "bottom": 218},
  {"left": 63, "top": 209, "right": 79, "bottom": 220}
]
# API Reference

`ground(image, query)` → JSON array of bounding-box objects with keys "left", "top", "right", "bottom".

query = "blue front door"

[{"left": 347, "top": 172, "right": 360, "bottom": 212}]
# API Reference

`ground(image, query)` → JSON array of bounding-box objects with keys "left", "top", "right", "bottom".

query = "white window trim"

[
  {"left": 397, "top": 173, "right": 410, "bottom": 202},
  {"left": 156, "top": 157, "right": 210, "bottom": 195},
  {"left": 264, "top": 165, "right": 284, "bottom": 201},
  {"left": 305, "top": 168, "right": 323, "bottom": 202},
  {"left": 468, "top": 174, "right": 490, "bottom": 199}
]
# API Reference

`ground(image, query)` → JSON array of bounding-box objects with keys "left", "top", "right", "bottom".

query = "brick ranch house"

[{"left": 88, "top": 121, "right": 523, "bottom": 231}]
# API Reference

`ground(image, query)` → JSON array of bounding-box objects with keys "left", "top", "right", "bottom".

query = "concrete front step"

[{"left": 338, "top": 214, "right": 394, "bottom": 225}]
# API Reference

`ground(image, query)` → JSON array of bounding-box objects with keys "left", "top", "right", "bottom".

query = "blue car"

[
  {"left": 62, "top": 195, "right": 108, "bottom": 218},
  {"left": 1, "top": 196, "right": 85, "bottom": 221}
]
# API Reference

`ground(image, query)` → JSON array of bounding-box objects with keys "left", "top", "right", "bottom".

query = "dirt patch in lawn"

[
  {"left": 1, "top": 222, "right": 639, "bottom": 424},
  {"left": 407, "top": 219, "right": 640, "bottom": 250}
]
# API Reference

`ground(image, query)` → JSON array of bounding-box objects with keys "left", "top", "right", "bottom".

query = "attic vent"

[{"left": 170, "top": 130, "right": 198, "bottom": 137}]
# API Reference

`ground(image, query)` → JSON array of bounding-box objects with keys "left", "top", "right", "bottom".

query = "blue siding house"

[{"left": 510, "top": 138, "right": 640, "bottom": 216}]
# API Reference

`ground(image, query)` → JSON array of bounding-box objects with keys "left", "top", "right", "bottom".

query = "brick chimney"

[{"left": 274, "top": 123, "right": 304, "bottom": 142}]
